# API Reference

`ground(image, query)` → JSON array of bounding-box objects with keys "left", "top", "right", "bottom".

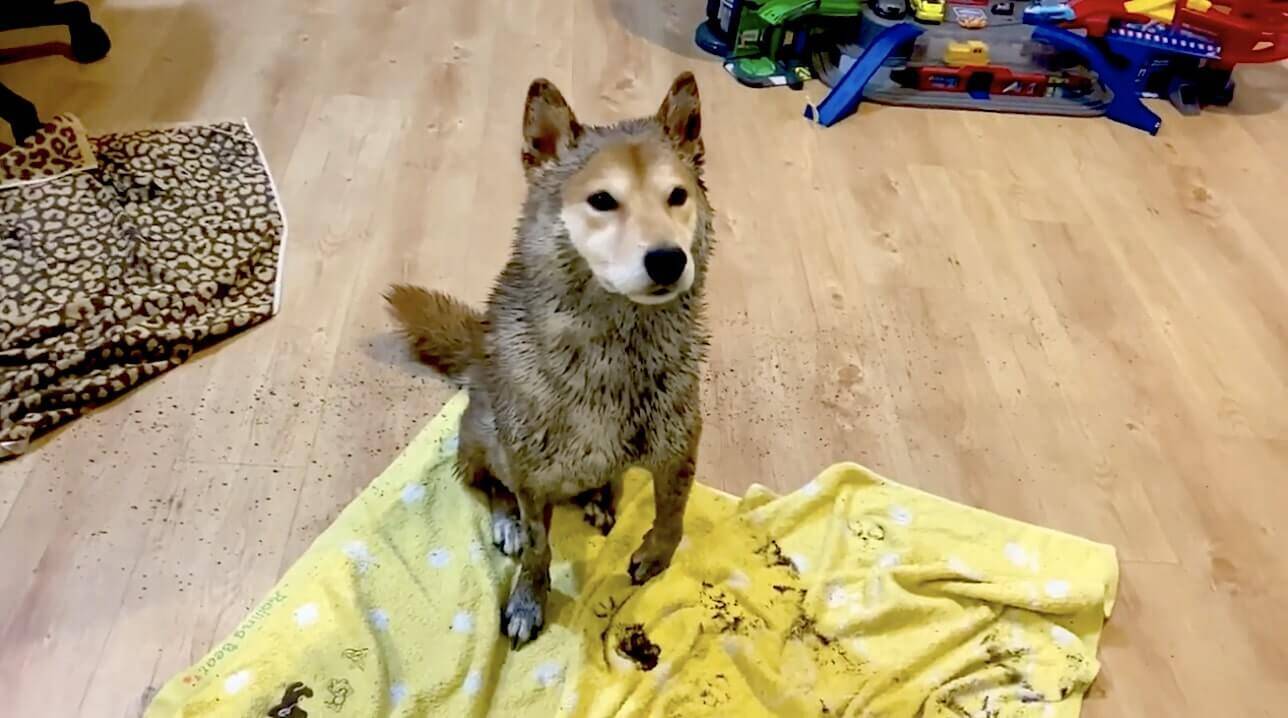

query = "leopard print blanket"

[{"left": 0, "top": 116, "right": 285, "bottom": 458}]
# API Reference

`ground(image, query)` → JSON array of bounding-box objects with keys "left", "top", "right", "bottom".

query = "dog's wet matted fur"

[{"left": 385, "top": 72, "right": 713, "bottom": 646}]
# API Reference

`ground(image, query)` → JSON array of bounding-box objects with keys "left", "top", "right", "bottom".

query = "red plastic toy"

[
  {"left": 1065, "top": 0, "right": 1288, "bottom": 67},
  {"left": 1175, "top": 0, "right": 1288, "bottom": 67}
]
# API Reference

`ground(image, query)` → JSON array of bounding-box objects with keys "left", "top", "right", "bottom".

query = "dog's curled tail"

[{"left": 384, "top": 284, "right": 483, "bottom": 382}]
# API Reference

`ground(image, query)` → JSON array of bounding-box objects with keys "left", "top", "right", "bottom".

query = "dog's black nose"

[{"left": 644, "top": 247, "right": 687, "bottom": 286}]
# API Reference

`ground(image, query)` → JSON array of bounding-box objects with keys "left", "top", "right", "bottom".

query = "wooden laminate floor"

[{"left": 1, "top": 1, "right": 1285, "bottom": 715}]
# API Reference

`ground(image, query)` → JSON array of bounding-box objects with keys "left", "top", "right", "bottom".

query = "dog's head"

[{"left": 520, "top": 73, "right": 708, "bottom": 306}]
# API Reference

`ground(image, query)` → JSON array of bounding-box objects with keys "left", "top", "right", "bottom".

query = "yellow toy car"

[
  {"left": 945, "top": 40, "right": 990, "bottom": 67},
  {"left": 909, "top": 0, "right": 946, "bottom": 23}
]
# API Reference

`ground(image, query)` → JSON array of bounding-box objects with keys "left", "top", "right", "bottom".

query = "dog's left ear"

[
  {"left": 656, "top": 72, "right": 702, "bottom": 162},
  {"left": 522, "top": 78, "right": 582, "bottom": 172}
]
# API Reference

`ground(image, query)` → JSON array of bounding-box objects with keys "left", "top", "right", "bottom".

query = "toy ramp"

[{"left": 805, "top": 22, "right": 924, "bottom": 126}]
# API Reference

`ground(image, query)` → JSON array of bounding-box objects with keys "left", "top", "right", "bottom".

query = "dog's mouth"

[{"left": 628, "top": 286, "right": 684, "bottom": 305}]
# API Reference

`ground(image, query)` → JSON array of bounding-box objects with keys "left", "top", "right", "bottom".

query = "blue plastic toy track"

[
  {"left": 804, "top": 22, "right": 924, "bottom": 127},
  {"left": 1031, "top": 25, "right": 1162, "bottom": 135}
]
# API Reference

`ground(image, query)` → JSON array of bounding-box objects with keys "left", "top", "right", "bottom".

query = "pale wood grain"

[{"left": 1, "top": 0, "right": 1285, "bottom": 714}]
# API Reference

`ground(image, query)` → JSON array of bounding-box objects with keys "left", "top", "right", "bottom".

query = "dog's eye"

[
  {"left": 667, "top": 187, "right": 688, "bottom": 207},
  {"left": 587, "top": 191, "right": 619, "bottom": 211}
]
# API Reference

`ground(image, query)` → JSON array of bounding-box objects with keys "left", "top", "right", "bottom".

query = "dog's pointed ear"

[
  {"left": 522, "top": 78, "right": 582, "bottom": 171},
  {"left": 656, "top": 71, "right": 702, "bottom": 161}
]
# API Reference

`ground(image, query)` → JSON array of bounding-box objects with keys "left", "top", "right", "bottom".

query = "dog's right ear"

[
  {"left": 657, "top": 72, "right": 702, "bottom": 164},
  {"left": 522, "top": 79, "right": 582, "bottom": 172}
]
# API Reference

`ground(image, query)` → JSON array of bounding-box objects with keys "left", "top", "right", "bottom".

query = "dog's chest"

[{"left": 495, "top": 313, "right": 699, "bottom": 497}]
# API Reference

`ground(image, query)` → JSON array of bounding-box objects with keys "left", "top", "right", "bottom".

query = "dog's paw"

[
  {"left": 627, "top": 548, "right": 671, "bottom": 585},
  {"left": 491, "top": 512, "right": 526, "bottom": 558},
  {"left": 575, "top": 485, "right": 616, "bottom": 536},
  {"left": 582, "top": 500, "right": 616, "bottom": 535},
  {"left": 503, "top": 581, "right": 545, "bottom": 647}
]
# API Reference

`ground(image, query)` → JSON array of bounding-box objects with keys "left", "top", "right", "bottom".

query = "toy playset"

[{"left": 694, "top": 0, "right": 1288, "bottom": 133}]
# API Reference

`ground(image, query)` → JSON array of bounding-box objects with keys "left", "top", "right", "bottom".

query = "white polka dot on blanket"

[
  {"left": 826, "top": 583, "right": 851, "bottom": 608},
  {"left": 533, "top": 661, "right": 564, "bottom": 688},
  {"left": 451, "top": 610, "right": 474, "bottom": 633},
  {"left": 343, "top": 541, "right": 370, "bottom": 560},
  {"left": 1051, "top": 624, "right": 1078, "bottom": 647},
  {"left": 463, "top": 670, "right": 483, "bottom": 696},
  {"left": 889, "top": 505, "right": 913, "bottom": 526},
  {"left": 427, "top": 548, "right": 452, "bottom": 568},
  {"left": 1044, "top": 579, "right": 1071, "bottom": 599},
  {"left": 401, "top": 483, "right": 427, "bottom": 505},
  {"left": 223, "top": 670, "right": 252, "bottom": 695},
  {"left": 293, "top": 602, "right": 319, "bottom": 627},
  {"left": 1005, "top": 541, "right": 1040, "bottom": 572},
  {"left": 948, "top": 555, "right": 985, "bottom": 581},
  {"left": 342, "top": 540, "right": 375, "bottom": 573},
  {"left": 789, "top": 553, "right": 810, "bottom": 573}
]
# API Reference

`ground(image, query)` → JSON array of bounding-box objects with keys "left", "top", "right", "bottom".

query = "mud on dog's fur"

[{"left": 385, "top": 72, "right": 713, "bottom": 646}]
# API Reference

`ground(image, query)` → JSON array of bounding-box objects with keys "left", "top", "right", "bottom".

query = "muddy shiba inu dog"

[{"left": 385, "top": 72, "right": 712, "bottom": 646}]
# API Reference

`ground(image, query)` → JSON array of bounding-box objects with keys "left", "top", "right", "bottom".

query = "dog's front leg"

[
  {"left": 628, "top": 433, "right": 698, "bottom": 585},
  {"left": 503, "top": 489, "right": 552, "bottom": 647}
]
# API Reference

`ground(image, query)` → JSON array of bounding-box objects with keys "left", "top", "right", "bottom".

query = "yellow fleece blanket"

[{"left": 147, "top": 394, "right": 1118, "bottom": 717}]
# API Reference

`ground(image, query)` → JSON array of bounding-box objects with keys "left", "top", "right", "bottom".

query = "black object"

[
  {"left": 991, "top": 1, "right": 1015, "bottom": 15},
  {"left": 266, "top": 682, "right": 314, "bottom": 718},
  {"left": 1, "top": 1, "right": 110, "bottom": 144},
  {"left": 643, "top": 247, "right": 688, "bottom": 287},
  {"left": 871, "top": 0, "right": 908, "bottom": 21},
  {"left": 966, "top": 70, "right": 994, "bottom": 99},
  {"left": 1195, "top": 66, "right": 1235, "bottom": 107},
  {"left": 694, "top": 0, "right": 738, "bottom": 57},
  {"left": 889, "top": 66, "right": 918, "bottom": 89}
]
